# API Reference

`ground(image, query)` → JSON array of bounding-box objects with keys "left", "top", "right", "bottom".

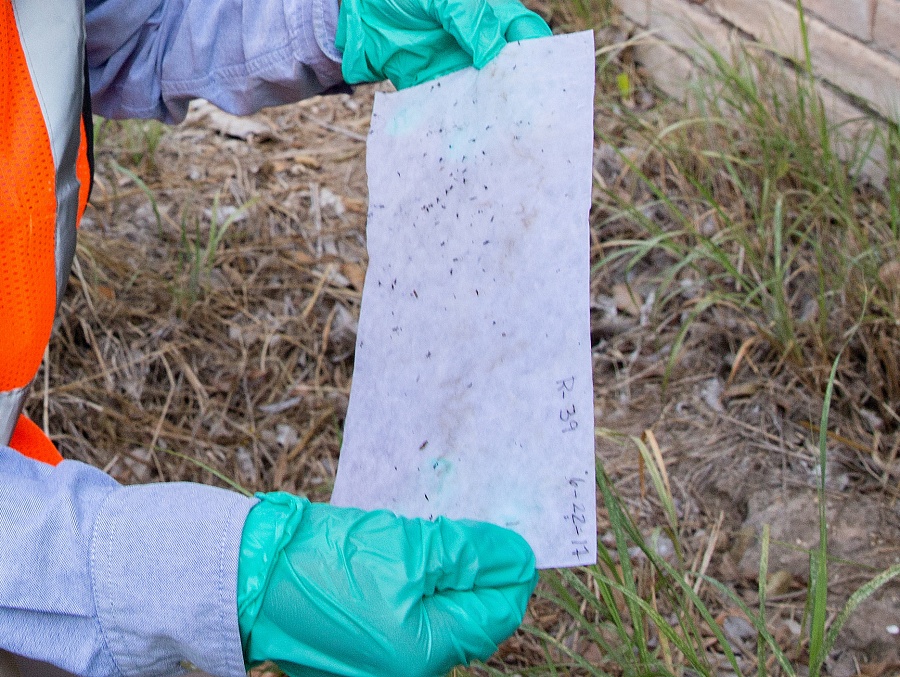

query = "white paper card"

[{"left": 331, "top": 31, "right": 597, "bottom": 568}]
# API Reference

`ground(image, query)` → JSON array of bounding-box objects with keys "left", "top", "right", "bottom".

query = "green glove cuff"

[{"left": 236, "top": 492, "right": 307, "bottom": 661}]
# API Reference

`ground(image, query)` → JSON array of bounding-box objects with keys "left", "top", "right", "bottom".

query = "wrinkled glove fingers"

[
  {"left": 418, "top": 518, "right": 537, "bottom": 594},
  {"left": 420, "top": 586, "right": 529, "bottom": 673},
  {"left": 427, "top": 0, "right": 506, "bottom": 67},
  {"left": 434, "top": 0, "right": 550, "bottom": 65}
]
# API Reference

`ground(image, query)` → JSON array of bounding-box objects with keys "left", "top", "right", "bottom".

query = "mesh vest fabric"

[{"left": 0, "top": 0, "right": 92, "bottom": 465}]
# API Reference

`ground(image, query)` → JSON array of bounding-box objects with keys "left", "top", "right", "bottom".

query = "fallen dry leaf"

[
  {"left": 612, "top": 283, "right": 642, "bottom": 316},
  {"left": 188, "top": 100, "right": 274, "bottom": 140},
  {"left": 343, "top": 262, "right": 367, "bottom": 291},
  {"left": 878, "top": 259, "right": 900, "bottom": 290}
]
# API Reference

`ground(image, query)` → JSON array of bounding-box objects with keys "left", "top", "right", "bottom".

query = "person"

[{"left": 0, "top": 0, "right": 552, "bottom": 676}]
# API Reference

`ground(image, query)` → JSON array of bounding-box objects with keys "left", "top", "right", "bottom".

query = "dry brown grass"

[{"left": 37, "top": 89, "right": 380, "bottom": 499}]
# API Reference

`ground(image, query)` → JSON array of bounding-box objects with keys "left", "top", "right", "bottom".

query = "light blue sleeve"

[
  {"left": 0, "top": 447, "right": 256, "bottom": 677},
  {"left": 85, "top": 0, "right": 344, "bottom": 123}
]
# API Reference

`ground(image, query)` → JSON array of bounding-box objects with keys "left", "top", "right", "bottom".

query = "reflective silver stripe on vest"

[
  {"left": 12, "top": 0, "right": 84, "bottom": 306},
  {"left": 0, "top": 1, "right": 85, "bottom": 448},
  {"left": 0, "top": 388, "right": 28, "bottom": 448}
]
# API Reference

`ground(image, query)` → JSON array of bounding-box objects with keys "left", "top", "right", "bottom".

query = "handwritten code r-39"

[{"left": 557, "top": 376, "right": 578, "bottom": 433}]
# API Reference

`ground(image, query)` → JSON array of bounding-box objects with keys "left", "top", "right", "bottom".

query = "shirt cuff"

[
  {"left": 293, "top": 0, "right": 344, "bottom": 89},
  {"left": 91, "top": 482, "right": 256, "bottom": 677}
]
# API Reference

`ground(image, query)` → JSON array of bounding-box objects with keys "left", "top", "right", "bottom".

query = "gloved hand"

[
  {"left": 237, "top": 492, "right": 538, "bottom": 677},
  {"left": 335, "top": 0, "right": 552, "bottom": 89}
]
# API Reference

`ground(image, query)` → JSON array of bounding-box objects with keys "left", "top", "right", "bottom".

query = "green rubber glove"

[
  {"left": 237, "top": 492, "right": 538, "bottom": 677},
  {"left": 335, "top": 0, "right": 552, "bottom": 90}
]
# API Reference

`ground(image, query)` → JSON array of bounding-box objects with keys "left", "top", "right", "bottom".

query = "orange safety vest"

[{"left": 0, "top": 0, "right": 92, "bottom": 466}]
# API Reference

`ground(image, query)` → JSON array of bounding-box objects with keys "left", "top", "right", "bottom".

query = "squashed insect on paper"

[{"left": 331, "top": 31, "right": 597, "bottom": 568}]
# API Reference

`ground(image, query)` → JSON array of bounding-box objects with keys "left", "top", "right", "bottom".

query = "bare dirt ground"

[{"left": 35, "top": 63, "right": 900, "bottom": 674}]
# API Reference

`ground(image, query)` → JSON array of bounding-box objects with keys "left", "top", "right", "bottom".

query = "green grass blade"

[
  {"left": 539, "top": 569, "right": 626, "bottom": 659},
  {"left": 633, "top": 436, "right": 679, "bottom": 543},
  {"left": 110, "top": 160, "right": 162, "bottom": 236},
  {"left": 520, "top": 625, "right": 616, "bottom": 677},
  {"left": 596, "top": 466, "right": 740, "bottom": 674},
  {"left": 589, "top": 569, "right": 718, "bottom": 674},
  {"left": 758, "top": 524, "right": 770, "bottom": 677},
  {"left": 154, "top": 446, "right": 253, "bottom": 496},
  {"left": 701, "top": 574, "right": 797, "bottom": 677},
  {"left": 809, "top": 352, "right": 842, "bottom": 675},
  {"left": 821, "top": 564, "right": 900, "bottom": 658}
]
